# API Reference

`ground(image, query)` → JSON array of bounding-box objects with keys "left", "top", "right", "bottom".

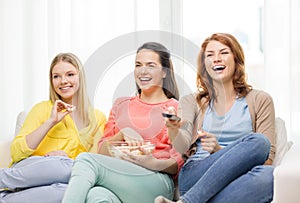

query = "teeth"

[
  {"left": 140, "top": 77, "right": 151, "bottom": 81},
  {"left": 213, "top": 65, "right": 225, "bottom": 71}
]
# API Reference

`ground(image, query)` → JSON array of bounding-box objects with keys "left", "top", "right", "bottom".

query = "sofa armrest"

[
  {"left": 273, "top": 137, "right": 300, "bottom": 203},
  {"left": 0, "top": 139, "right": 12, "bottom": 167}
]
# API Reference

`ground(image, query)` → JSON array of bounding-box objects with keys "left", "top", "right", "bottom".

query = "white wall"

[{"left": 1, "top": 0, "right": 299, "bottom": 141}]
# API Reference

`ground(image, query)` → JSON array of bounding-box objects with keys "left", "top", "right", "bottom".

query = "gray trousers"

[{"left": 0, "top": 156, "right": 73, "bottom": 203}]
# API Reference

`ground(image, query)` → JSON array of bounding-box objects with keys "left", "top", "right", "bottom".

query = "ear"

[{"left": 162, "top": 69, "right": 167, "bottom": 78}]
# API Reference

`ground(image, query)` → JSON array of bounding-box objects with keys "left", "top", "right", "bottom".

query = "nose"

[
  {"left": 61, "top": 75, "right": 68, "bottom": 83},
  {"left": 213, "top": 53, "right": 222, "bottom": 63},
  {"left": 139, "top": 66, "right": 149, "bottom": 73}
]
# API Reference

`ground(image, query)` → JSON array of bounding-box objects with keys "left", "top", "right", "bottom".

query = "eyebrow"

[
  {"left": 135, "top": 61, "right": 159, "bottom": 66},
  {"left": 52, "top": 69, "right": 77, "bottom": 75},
  {"left": 206, "top": 48, "right": 229, "bottom": 53}
]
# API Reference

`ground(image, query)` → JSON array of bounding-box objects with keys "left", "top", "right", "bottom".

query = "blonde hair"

[{"left": 49, "top": 52, "right": 91, "bottom": 124}]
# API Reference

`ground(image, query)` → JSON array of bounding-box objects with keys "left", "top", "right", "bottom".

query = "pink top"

[{"left": 99, "top": 95, "right": 184, "bottom": 177}]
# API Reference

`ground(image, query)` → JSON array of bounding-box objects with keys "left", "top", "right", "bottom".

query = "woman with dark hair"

[
  {"left": 0, "top": 53, "right": 106, "bottom": 203},
  {"left": 156, "top": 33, "right": 275, "bottom": 203},
  {"left": 63, "top": 42, "right": 184, "bottom": 203}
]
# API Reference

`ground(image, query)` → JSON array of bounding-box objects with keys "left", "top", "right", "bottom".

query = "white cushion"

[
  {"left": 14, "top": 111, "right": 27, "bottom": 136},
  {"left": 273, "top": 117, "right": 290, "bottom": 166}
]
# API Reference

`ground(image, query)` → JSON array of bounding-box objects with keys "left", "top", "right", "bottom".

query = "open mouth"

[
  {"left": 139, "top": 77, "right": 152, "bottom": 82},
  {"left": 60, "top": 86, "right": 72, "bottom": 90},
  {"left": 213, "top": 65, "right": 226, "bottom": 71}
]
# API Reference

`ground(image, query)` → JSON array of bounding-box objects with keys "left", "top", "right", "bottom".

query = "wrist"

[{"left": 212, "top": 144, "right": 222, "bottom": 153}]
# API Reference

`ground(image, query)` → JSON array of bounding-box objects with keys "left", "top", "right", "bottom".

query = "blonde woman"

[{"left": 0, "top": 53, "right": 106, "bottom": 203}]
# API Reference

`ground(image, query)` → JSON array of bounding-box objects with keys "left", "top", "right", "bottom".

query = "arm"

[
  {"left": 10, "top": 100, "right": 72, "bottom": 163},
  {"left": 252, "top": 90, "right": 276, "bottom": 165},
  {"left": 167, "top": 94, "right": 199, "bottom": 154},
  {"left": 98, "top": 107, "right": 125, "bottom": 155},
  {"left": 25, "top": 100, "right": 72, "bottom": 149},
  {"left": 123, "top": 153, "right": 179, "bottom": 175}
]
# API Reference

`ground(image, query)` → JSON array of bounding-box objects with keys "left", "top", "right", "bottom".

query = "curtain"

[
  {"left": 264, "top": 0, "right": 300, "bottom": 138},
  {"left": 0, "top": 0, "right": 299, "bottom": 141},
  {"left": 0, "top": 0, "right": 160, "bottom": 140}
]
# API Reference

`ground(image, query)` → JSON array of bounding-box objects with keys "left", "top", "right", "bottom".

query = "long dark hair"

[{"left": 136, "top": 42, "right": 179, "bottom": 100}]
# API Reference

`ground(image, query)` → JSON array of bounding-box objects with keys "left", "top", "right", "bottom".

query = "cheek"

[
  {"left": 204, "top": 58, "right": 213, "bottom": 68},
  {"left": 52, "top": 80, "right": 59, "bottom": 88}
]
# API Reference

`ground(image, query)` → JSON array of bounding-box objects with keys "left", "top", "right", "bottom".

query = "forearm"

[
  {"left": 25, "top": 119, "right": 56, "bottom": 150},
  {"left": 169, "top": 125, "right": 193, "bottom": 154},
  {"left": 98, "top": 132, "right": 123, "bottom": 155},
  {"left": 154, "top": 158, "right": 178, "bottom": 175}
]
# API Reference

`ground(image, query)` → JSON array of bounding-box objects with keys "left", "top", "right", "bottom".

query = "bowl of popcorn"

[{"left": 109, "top": 141, "right": 155, "bottom": 158}]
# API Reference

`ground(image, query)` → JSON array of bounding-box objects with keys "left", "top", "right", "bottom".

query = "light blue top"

[{"left": 192, "top": 97, "right": 253, "bottom": 160}]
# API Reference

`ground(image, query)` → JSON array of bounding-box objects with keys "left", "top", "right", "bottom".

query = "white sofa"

[{"left": 0, "top": 112, "right": 299, "bottom": 202}]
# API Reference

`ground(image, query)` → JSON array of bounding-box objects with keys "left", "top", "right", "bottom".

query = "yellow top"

[{"left": 10, "top": 101, "right": 106, "bottom": 165}]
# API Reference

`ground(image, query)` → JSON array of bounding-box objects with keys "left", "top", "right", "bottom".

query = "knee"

[
  {"left": 73, "top": 153, "right": 98, "bottom": 174},
  {"left": 252, "top": 165, "right": 274, "bottom": 185},
  {"left": 248, "top": 133, "right": 271, "bottom": 152},
  {"left": 243, "top": 133, "right": 271, "bottom": 164},
  {"left": 75, "top": 152, "right": 92, "bottom": 163}
]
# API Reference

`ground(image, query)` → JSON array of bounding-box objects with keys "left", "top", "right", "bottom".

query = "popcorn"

[
  {"left": 110, "top": 141, "right": 155, "bottom": 158},
  {"left": 67, "top": 106, "right": 76, "bottom": 112}
]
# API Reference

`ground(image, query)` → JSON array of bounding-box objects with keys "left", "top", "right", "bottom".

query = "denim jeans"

[
  {"left": 178, "top": 133, "right": 274, "bottom": 203},
  {"left": 0, "top": 156, "right": 73, "bottom": 203}
]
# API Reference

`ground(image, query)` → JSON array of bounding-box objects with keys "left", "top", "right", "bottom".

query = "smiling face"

[
  {"left": 204, "top": 40, "right": 235, "bottom": 84},
  {"left": 51, "top": 61, "right": 80, "bottom": 103},
  {"left": 134, "top": 49, "right": 166, "bottom": 93}
]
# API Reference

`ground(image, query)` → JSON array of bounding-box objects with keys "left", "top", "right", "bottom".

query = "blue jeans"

[
  {"left": 178, "top": 133, "right": 274, "bottom": 203},
  {"left": 0, "top": 156, "right": 73, "bottom": 203}
]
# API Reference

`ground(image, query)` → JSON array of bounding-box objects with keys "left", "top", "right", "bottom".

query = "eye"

[
  {"left": 68, "top": 73, "right": 75, "bottom": 77},
  {"left": 221, "top": 51, "right": 229, "bottom": 55},
  {"left": 52, "top": 75, "right": 59, "bottom": 79},
  {"left": 206, "top": 53, "right": 213, "bottom": 57}
]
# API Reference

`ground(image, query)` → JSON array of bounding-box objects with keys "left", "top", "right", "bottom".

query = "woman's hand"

[
  {"left": 163, "top": 106, "right": 181, "bottom": 130},
  {"left": 121, "top": 151, "right": 178, "bottom": 174},
  {"left": 122, "top": 152, "right": 156, "bottom": 169},
  {"left": 25, "top": 100, "right": 75, "bottom": 150},
  {"left": 44, "top": 150, "right": 69, "bottom": 157},
  {"left": 121, "top": 128, "right": 144, "bottom": 146},
  {"left": 198, "top": 131, "right": 221, "bottom": 153},
  {"left": 49, "top": 100, "right": 75, "bottom": 124}
]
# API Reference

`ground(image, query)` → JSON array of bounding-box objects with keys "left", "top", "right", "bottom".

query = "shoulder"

[
  {"left": 246, "top": 89, "right": 273, "bottom": 103},
  {"left": 23, "top": 101, "right": 52, "bottom": 123},
  {"left": 180, "top": 93, "right": 197, "bottom": 103},
  {"left": 167, "top": 98, "right": 179, "bottom": 105},
  {"left": 113, "top": 96, "right": 134, "bottom": 106},
  {"left": 29, "top": 100, "right": 52, "bottom": 113}
]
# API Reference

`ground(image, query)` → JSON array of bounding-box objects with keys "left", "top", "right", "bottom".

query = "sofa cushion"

[
  {"left": 272, "top": 117, "right": 291, "bottom": 166},
  {"left": 14, "top": 111, "right": 27, "bottom": 136}
]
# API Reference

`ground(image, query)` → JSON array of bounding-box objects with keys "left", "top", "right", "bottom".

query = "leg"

[
  {"left": 86, "top": 186, "right": 121, "bottom": 203},
  {"left": 63, "top": 152, "right": 174, "bottom": 203},
  {"left": 179, "top": 133, "right": 271, "bottom": 203},
  {"left": 0, "top": 183, "right": 68, "bottom": 203},
  {"left": 0, "top": 156, "right": 73, "bottom": 190},
  {"left": 209, "top": 165, "right": 274, "bottom": 203}
]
